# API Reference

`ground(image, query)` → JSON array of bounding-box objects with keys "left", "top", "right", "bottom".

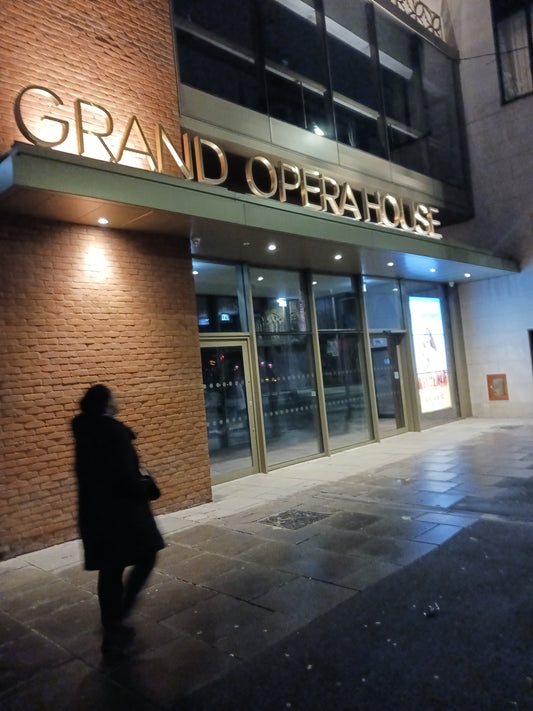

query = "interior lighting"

[
  {"left": 97, "top": 217, "right": 109, "bottom": 225},
  {"left": 464, "top": 272, "right": 472, "bottom": 278},
  {"left": 192, "top": 270, "right": 199, "bottom": 275},
  {"left": 312, "top": 280, "right": 318, "bottom": 285},
  {"left": 313, "top": 123, "right": 325, "bottom": 136},
  {"left": 257, "top": 276, "right": 264, "bottom": 281},
  {"left": 430, "top": 268, "right": 436, "bottom": 273},
  {"left": 334, "top": 254, "right": 342, "bottom": 260},
  {"left": 277, "top": 298, "right": 287, "bottom": 307},
  {"left": 267, "top": 243, "right": 277, "bottom": 251},
  {"left": 387, "top": 262, "right": 394, "bottom": 267}
]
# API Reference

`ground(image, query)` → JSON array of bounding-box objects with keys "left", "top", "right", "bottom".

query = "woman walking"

[{"left": 72, "top": 384, "right": 164, "bottom": 656}]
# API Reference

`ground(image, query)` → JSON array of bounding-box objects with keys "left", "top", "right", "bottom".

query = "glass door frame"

[
  {"left": 367, "top": 330, "right": 409, "bottom": 439},
  {"left": 200, "top": 335, "right": 261, "bottom": 483}
]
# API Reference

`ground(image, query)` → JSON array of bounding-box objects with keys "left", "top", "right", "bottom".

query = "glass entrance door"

[
  {"left": 370, "top": 334, "right": 406, "bottom": 437},
  {"left": 201, "top": 342, "right": 257, "bottom": 483}
]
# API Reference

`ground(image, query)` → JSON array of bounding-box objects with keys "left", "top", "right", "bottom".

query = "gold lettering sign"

[{"left": 14, "top": 85, "right": 442, "bottom": 238}]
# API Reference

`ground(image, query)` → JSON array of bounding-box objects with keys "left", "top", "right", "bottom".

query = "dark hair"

[{"left": 79, "top": 384, "right": 112, "bottom": 416}]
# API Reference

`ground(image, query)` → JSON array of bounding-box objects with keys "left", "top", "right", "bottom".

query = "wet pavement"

[{"left": 2, "top": 417, "right": 533, "bottom": 710}]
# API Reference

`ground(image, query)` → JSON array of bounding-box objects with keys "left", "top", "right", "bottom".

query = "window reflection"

[
  {"left": 257, "top": 334, "right": 322, "bottom": 466},
  {"left": 193, "top": 260, "right": 246, "bottom": 332},
  {"left": 252, "top": 267, "right": 321, "bottom": 465},
  {"left": 313, "top": 273, "right": 372, "bottom": 449},
  {"left": 313, "top": 274, "right": 360, "bottom": 330},
  {"left": 202, "top": 345, "right": 253, "bottom": 482},
  {"left": 319, "top": 333, "right": 371, "bottom": 448},
  {"left": 363, "top": 276, "right": 404, "bottom": 330},
  {"left": 251, "top": 267, "right": 309, "bottom": 333}
]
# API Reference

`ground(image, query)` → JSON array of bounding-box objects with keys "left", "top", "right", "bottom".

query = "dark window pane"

[
  {"left": 312, "top": 274, "right": 361, "bottom": 330},
  {"left": 492, "top": 3, "right": 532, "bottom": 101},
  {"left": 363, "top": 277, "right": 404, "bottom": 331},
  {"left": 193, "top": 261, "right": 246, "bottom": 332},
  {"left": 173, "top": 0, "right": 255, "bottom": 51},
  {"left": 422, "top": 43, "right": 466, "bottom": 187},
  {"left": 328, "top": 35, "right": 377, "bottom": 108},
  {"left": 266, "top": 72, "right": 306, "bottom": 128},
  {"left": 388, "top": 124, "right": 429, "bottom": 175},
  {"left": 260, "top": 0, "right": 325, "bottom": 85},
  {"left": 335, "top": 103, "right": 383, "bottom": 155},
  {"left": 376, "top": 13, "right": 426, "bottom": 130},
  {"left": 176, "top": 30, "right": 263, "bottom": 112},
  {"left": 324, "top": 0, "right": 379, "bottom": 111},
  {"left": 266, "top": 72, "right": 330, "bottom": 135}
]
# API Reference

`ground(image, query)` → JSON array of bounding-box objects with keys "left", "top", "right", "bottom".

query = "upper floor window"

[
  {"left": 492, "top": 0, "right": 533, "bottom": 102},
  {"left": 173, "top": 0, "right": 466, "bottom": 188}
]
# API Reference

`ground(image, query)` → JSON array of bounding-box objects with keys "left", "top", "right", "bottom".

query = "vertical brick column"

[{"left": 0, "top": 216, "right": 211, "bottom": 558}]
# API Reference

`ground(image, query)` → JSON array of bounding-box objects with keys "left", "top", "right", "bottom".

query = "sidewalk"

[{"left": 2, "top": 417, "right": 533, "bottom": 710}]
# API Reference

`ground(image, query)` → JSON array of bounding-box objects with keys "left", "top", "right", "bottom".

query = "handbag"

[{"left": 139, "top": 467, "right": 161, "bottom": 500}]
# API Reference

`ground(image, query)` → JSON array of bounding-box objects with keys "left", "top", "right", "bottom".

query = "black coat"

[{"left": 72, "top": 413, "right": 164, "bottom": 570}]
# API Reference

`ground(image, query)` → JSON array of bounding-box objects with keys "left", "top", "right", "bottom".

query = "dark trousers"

[{"left": 97, "top": 551, "right": 157, "bottom": 627}]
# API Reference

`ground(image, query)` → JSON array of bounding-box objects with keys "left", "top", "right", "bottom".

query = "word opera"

[{"left": 14, "top": 85, "right": 441, "bottom": 238}]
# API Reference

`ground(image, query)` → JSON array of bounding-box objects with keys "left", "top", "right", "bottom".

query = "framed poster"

[{"left": 409, "top": 296, "right": 452, "bottom": 413}]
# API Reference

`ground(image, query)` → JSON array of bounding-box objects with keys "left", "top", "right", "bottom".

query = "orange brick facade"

[{"left": 0, "top": 1, "right": 212, "bottom": 558}]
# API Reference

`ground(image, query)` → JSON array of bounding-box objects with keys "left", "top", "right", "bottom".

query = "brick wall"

[
  {"left": 0, "top": 215, "right": 211, "bottom": 559},
  {"left": 0, "top": 0, "right": 182, "bottom": 169}
]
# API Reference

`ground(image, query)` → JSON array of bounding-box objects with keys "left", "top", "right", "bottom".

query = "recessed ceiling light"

[
  {"left": 97, "top": 217, "right": 109, "bottom": 225},
  {"left": 334, "top": 254, "right": 342, "bottom": 260},
  {"left": 387, "top": 262, "right": 394, "bottom": 267},
  {"left": 257, "top": 276, "right": 264, "bottom": 281},
  {"left": 430, "top": 268, "right": 436, "bottom": 273},
  {"left": 464, "top": 272, "right": 471, "bottom": 278},
  {"left": 267, "top": 243, "right": 277, "bottom": 251},
  {"left": 192, "top": 270, "right": 199, "bottom": 275},
  {"left": 243, "top": 241, "right": 250, "bottom": 246},
  {"left": 312, "top": 281, "right": 318, "bottom": 285}
]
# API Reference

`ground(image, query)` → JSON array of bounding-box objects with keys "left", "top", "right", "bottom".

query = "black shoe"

[{"left": 101, "top": 622, "right": 136, "bottom": 657}]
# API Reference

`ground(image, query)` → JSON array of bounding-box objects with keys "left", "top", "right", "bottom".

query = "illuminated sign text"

[{"left": 14, "top": 85, "right": 441, "bottom": 238}]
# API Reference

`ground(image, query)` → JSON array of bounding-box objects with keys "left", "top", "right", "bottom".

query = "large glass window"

[
  {"left": 174, "top": 0, "right": 264, "bottom": 113},
  {"left": 260, "top": 0, "right": 331, "bottom": 136},
  {"left": 363, "top": 277, "right": 404, "bottom": 331},
  {"left": 491, "top": 0, "right": 533, "bottom": 102},
  {"left": 251, "top": 267, "right": 321, "bottom": 465},
  {"left": 257, "top": 333, "right": 322, "bottom": 466},
  {"left": 173, "top": 0, "right": 467, "bottom": 187},
  {"left": 324, "top": 0, "right": 384, "bottom": 154},
  {"left": 313, "top": 274, "right": 372, "bottom": 449},
  {"left": 193, "top": 260, "right": 247, "bottom": 332},
  {"left": 375, "top": 11, "right": 429, "bottom": 176},
  {"left": 251, "top": 267, "right": 309, "bottom": 333},
  {"left": 314, "top": 274, "right": 361, "bottom": 330}
]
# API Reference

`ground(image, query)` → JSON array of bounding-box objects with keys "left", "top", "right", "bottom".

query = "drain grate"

[{"left": 258, "top": 509, "right": 331, "bottom": 530}]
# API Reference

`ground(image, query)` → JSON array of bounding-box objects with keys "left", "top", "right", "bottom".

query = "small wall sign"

[{"left": 487, "top": 374, "right": 509, "bottom": 401}]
